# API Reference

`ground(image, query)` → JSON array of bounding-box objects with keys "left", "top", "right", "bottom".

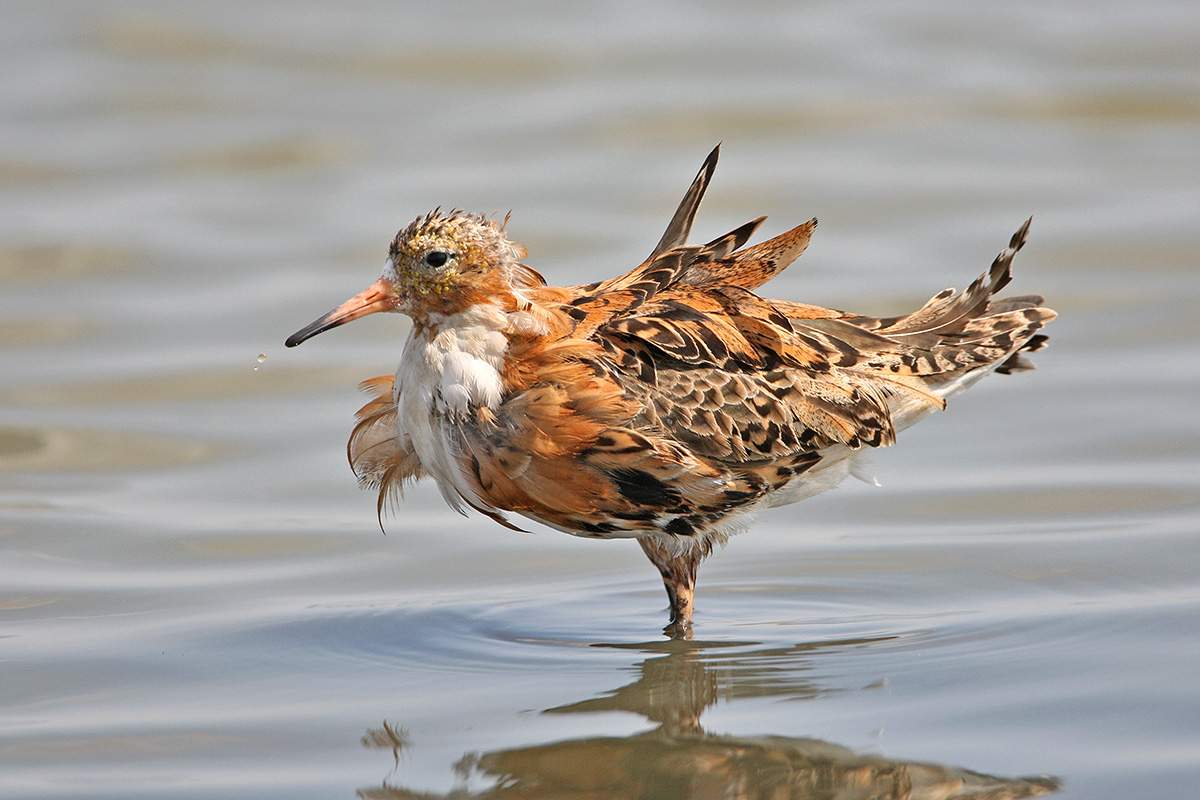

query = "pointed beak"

[{"left": 286, "top": 278, "right": 398, "bottom": 347}]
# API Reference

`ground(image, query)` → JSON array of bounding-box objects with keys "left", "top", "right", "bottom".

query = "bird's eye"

[{"left": 423, "top": 250, "right": 451, "bottom": 268}]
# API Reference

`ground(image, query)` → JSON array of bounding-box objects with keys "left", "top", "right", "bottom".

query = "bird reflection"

[{"left": 359, "top": 638, "right": 1059, "bottom": 799}]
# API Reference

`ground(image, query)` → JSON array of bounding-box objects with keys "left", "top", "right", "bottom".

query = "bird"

[{"left": 286, "top": 145, "right": 1055, "bottom": 637}]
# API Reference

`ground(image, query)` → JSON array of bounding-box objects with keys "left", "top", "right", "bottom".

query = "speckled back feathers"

[{"left": 345, "top": 146, "right": 1055, "bottom": 554}]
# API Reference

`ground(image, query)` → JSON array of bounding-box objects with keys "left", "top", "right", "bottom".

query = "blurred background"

[{"left": 3, "top": 2, "right": 1198, "bottom": 799}]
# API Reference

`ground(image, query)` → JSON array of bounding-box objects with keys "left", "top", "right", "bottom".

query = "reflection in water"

[
  {"left": 361, "top": 722, "right": 413, "bottom": 774},
  {"left": 359, "top": 639, "right": 1060, "bottom": 799}
]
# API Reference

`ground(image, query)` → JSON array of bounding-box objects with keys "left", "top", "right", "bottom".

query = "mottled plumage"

[{"left": 287, "top": 146, "right": 1056, "bottom": 636}]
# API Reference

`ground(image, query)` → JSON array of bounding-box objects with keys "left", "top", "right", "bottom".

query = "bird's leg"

[{"left": 638, "top": 538, "right": 700, "bottom": 639}]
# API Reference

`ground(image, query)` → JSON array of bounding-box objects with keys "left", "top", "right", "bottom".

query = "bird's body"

[{"left": 287, "top": 146, "right": 1055, "bottom": 635}]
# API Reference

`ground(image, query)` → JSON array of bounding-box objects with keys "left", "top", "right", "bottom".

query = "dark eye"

[{"left": 423, "top": 250, "right": 450, "bottom": 268}]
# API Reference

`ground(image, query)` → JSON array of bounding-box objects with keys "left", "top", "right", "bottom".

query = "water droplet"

[{"left": 255, "top": 353, "right": 267, "bottom": 371}]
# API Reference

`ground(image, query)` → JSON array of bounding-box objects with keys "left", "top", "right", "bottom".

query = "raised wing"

[
  {"left": 648, "top": 144, "right": 721, "bottom": 258},
  {"left": 582, "top": 220, "right": 1053, "bottom": 465}
]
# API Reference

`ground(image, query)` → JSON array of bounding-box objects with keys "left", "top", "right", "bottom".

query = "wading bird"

[{"left": 287, "top": 146, "right": 1055, "bottom": 636}]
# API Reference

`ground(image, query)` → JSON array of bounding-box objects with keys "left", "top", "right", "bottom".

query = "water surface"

[{"left": 3, "top": 2, "right": 1199, "bottom": 798}]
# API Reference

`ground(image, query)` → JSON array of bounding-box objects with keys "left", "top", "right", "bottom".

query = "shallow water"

[{"left": 3, "top": 2, "right": 1199, "bottom": 798}]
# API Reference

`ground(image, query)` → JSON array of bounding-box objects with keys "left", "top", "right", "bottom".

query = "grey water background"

[{"left": 3, "top": 1, "right": 1198, "bottom": 798}]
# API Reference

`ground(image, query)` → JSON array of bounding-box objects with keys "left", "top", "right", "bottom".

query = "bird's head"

[{"left": 286, "top": 210, "right": 532, "bottom": 347}]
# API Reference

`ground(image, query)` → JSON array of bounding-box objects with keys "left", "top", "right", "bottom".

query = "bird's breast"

[
  {"left": 394, "top": 307, "right": 513, "bottom": 506},
  {"left": 400, "top": 306, "right": 511, "bottom": 416}
]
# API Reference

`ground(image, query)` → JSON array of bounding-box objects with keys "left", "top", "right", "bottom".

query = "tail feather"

[
  {"left": 995, "top": 333, "right": 1052, "bottom": 375},
  {"left": 791, "top": 219, "right": 1055, "bottom": 403},
  {"left": 855, "top": 218, "right": 1033, "bottom": 343}
]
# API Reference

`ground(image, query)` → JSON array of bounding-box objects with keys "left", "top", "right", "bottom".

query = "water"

[{"left": 3, "top": 1, "right": 1199, "bottom": 798}]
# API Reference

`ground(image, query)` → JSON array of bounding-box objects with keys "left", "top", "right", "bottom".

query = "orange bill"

[{"left": 286, "top": 278, "right": 397, "bottom": 347}]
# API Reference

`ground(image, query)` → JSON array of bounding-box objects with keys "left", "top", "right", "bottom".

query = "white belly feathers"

[{"left": 395, "top": 306, "right": 511, "bottom": 513}]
